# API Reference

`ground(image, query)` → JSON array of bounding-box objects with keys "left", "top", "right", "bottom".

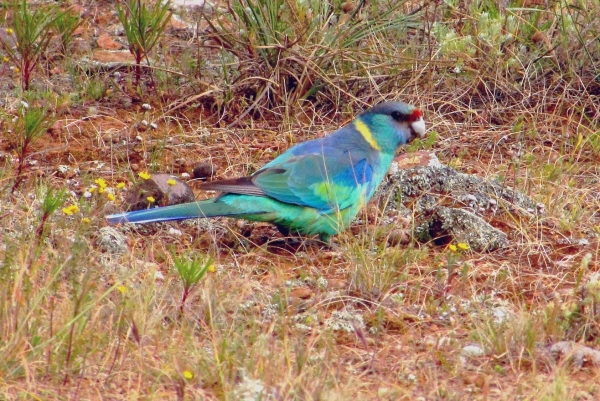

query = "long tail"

[{"left": 106, "top": 198, "right": 253, "bottom": 225}]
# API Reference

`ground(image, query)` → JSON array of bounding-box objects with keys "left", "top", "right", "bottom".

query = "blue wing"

[
  {"left": 202, "top": 127, "right": 378, "bottom": 213},
  {"left": 252, "top": 151, "right": 373, "bottom": 213}
]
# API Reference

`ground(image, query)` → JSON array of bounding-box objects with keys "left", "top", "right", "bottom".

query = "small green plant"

[
  {"left": 10, "top": 104, "right": 54, "bottom": 194},
  {"left": 579, "top": 131, "right": 600, "bottom": 157},
  {"left": 174, "top": 253, "right": 214, "bottom": 317},
  {"left": 117, "top": 0, "right": 172, "bottom": 87},
  {"left": 34, "top": 184, "right": 67, "bottom": 249},
  {"left": 407, "top": 130, "right": 437, "bottom": 152},
  {"left": 0, "top": 0, "right": 62, "bottom": 90},
  {"left": 83, "top": 76, "right": 109, "bottom": 101},
  {"left": 52, "top": 7, "right": 82, "bottom": 56}
]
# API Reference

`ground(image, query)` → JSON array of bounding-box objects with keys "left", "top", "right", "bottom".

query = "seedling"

[
  {"left": 10, "top": 104, "right": 55, "bottom": 194},
  {"left": 174, "top": 253, "right": 214, "bottom": 317},
  {"left": 0, "top": 0, "right": 62, "bottom": 90},
  {"left": 117, "top": 0, "right": 172, "bottom": 87}
]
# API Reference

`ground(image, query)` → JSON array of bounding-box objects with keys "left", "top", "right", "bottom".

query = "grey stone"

[
  {"left": 97, "top": 226, "right": 127, "bottom": 254},
  {"left": 417, "top": 206, "right": 508, "bottom": 252},
  {"left": 123, "top": 173, "right": 195, "bottom": 211},
  {"left": 550, "top": 341, "right": 600, "bottom": 368},
  {"left": 376, "top": 152, "right": 537, "bottom": 252}
]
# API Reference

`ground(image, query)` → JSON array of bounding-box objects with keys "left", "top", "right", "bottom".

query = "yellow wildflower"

[
  {"left": 207, "top": 264, "right": 216, "bottom": 273},
  {"left": 62, "top": 204, "right": 79, "bottom": 215},
  {"left": 6, "top": 28, "right": 13, "bottom": 35},
  {"left": 98, "top": 186, "right": 105, "bottom": 194},
  {"left": 167, "top": 178, "right": 176, "bottom": 186},
  {"left": 95, "top": 178, "right": 108, "bottom": 188},
  {"left": 13, "top": 67, "right": 20, "bottom": 73},
  {"left": 147, "top": 196, "right": 155, "bottom": 203},
  {"left": 106, "top": 193, "right": 115, "bottom": 201},
  {"left": 82, "top": 217, "right": 91, "bottom": 223},
  {"left": 117, "top": 285, "right": 127, "bottom": 294},
  {"left": 138, "top": 172, "right": 151, "bottom": 180},
  {"left": 2, "top": 56, "right": 8, "bottom": 63},
  {"left": 183, "top": 370, "right": 193, "bottom": 380},
  {"left": 88, "top": 186, "right": 97, "bottom": 193},
  {"left": 457, "top": 243, "right": 469, "bottom": 251},
  {"left": 116, "top": 182, "right": 126, "bottom": 189},
  {"left": 448, "top": 244, "right": 457, "bottom": 252}
]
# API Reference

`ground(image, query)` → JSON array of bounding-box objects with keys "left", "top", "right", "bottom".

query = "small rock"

[
  {"left": 97, "top": 32, "right": 123, "bottom": 50},
  {"left": 123, "top": 173, "right": 195, "bottom": 211},
  {"left": 192, "top": 163, "right": 217, "bottom": 180},
  {"left": 168, "top": 227, "right": 183, "bottom": 236},
  {"left": 92, "top": 49, "right": 136, "bottom": 63},
  {"left": 387, "top": 228, "right": 411, "bottom": 246},
  {"left": 536, "top": 202, "right": 545, "bottom": 214},
  {"left": 461, "top": 344, "right": 485, "bottom": 358},
  {"left": 325, "top": 308, "right": 365, "bottom": 333},
  {"left": 97, "top": 226, "right": 127, "bottom": 254},
  {"left": 556, "top": 238, "right": 589, "bottom": 247},
  {"left": 492, "top": 307, "right": 509, "bottom": 324},
  {"left": 550, "top": 341, "right": 600, "bottom": 368}
]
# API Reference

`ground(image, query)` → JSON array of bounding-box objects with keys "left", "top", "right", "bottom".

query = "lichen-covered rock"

[
  {"left": 376, "top": 152, "right": 538, "bottom": 252},
  {"left": 380, "top": 152, "right": 536, "bottom": 214},
  {"left": 550, "top": 341, "right": 600, "bottom": 368},
  {"left": 97, "top": 226, "right": 127, "bottom": 254},
  {"left": 416, "top": 206, "right": 508, "bottom": 252}
]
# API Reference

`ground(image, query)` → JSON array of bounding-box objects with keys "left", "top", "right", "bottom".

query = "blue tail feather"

[{"left": 106, "top": 199, "right": 246, "bottom": 225}]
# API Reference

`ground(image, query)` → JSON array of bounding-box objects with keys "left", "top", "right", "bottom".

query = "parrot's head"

[{"left": 362, "top": 101, "right": 426, "bottom": 146}]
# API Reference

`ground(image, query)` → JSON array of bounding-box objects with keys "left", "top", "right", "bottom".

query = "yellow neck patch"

[{"left": 354, "top": 118, "right": 381, "bottom": 151}]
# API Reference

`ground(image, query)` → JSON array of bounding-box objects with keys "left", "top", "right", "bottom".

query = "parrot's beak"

[{"left": 410, "top": 115, "right": 426, "bottom": 140}]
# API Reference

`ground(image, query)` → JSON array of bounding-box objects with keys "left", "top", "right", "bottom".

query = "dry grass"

[{"left": 0, "top": 0, "right": 599, "bottom": 399}]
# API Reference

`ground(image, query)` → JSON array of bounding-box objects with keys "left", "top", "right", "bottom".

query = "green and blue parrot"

[{"left": 106, "top": 101, "right": 426, "bottom": 241}]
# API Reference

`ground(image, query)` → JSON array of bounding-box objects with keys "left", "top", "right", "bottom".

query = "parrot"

[{"left": 106, "top": 101, "right": 426, "bottom": 241}]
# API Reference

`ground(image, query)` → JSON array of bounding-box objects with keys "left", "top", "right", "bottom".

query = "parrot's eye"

[{"left": 391, "top": 111, "right": 404, "bottom": 121}]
